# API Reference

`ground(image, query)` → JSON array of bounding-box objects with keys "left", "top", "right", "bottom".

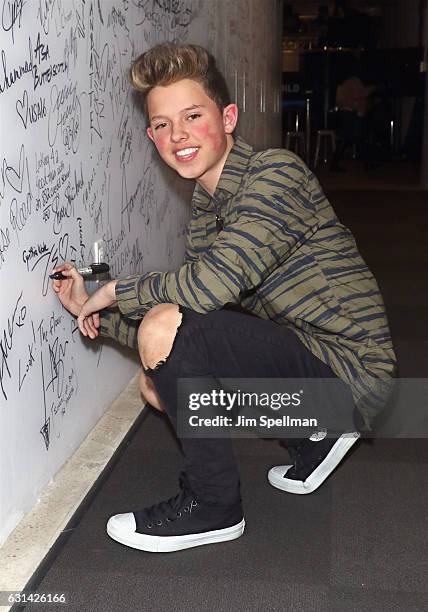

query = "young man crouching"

[{"left": 52, "top": 43, "right": 396, "bottom": 553}]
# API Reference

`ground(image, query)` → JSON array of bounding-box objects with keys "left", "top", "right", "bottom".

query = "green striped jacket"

[{"left": 100, "top": 136, "right": 397, "bottom": 428}]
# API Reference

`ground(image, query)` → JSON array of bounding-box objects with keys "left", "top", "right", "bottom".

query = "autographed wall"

[
  {"left": 0, "top": 0, "right": 282, "bottom": 546},
  {"left": 0, "top": 0, "right": 211, "bottom": 546}
]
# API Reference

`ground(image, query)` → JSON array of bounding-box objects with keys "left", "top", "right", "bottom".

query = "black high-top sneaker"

[
  {"left": 268, "top": 429, "right": 360, "bottom": 494},
  {"left": 107, "top": 472, "right": 245, "bottom": 552}
]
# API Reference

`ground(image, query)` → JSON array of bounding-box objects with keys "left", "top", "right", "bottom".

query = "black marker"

[{"left": 49, "top": 263, "right": 110, "bottom": 280}]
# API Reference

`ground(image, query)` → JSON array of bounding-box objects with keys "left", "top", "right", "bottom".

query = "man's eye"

[
  {"left": 187, "top": 113, "right": 201, "bottom": 121},
  {"left": 154, "top": 123, "right": 167, "bottom": 130}
]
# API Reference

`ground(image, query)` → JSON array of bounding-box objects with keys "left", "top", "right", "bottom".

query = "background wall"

[
  {"left": 377, "top": 0, "right": 421, "bottom": 158},
  {"left": 0, "top": 1, "right": 282, "bottom": 546},
  {"left": 208, "top": 0, "right": 283, "bottom": 150}
]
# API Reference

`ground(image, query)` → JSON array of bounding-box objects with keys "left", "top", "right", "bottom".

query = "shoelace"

[
  {"left": 286, "top": 444, "right": 305, "bottom": 473},
  {"left": 286, "top": 430, "right": 328, "bottom": 470},
  {"left": 144, "top": 473, "right": 198, "bottom": 528},
  {"left": 286, "top": 430, "right": 335, "bottom": 477}
]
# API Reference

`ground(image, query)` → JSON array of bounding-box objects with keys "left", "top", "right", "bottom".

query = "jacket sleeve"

[
  {"left": 115, "top": 157, "right": 320, "bottom": 320},
  {"left": 98, "top": 308, "right": 140, "bottom": 350},
  {"left": 183, "top": 219, "right": 200, "bottom": 264}
]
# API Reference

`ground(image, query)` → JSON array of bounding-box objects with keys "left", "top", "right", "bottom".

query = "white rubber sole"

[
  {"left": 268, "top": 432, "right": 360, "bottom": 494},
  {"left": 106, "top": 516, "right": 245, "bottom": 553}
]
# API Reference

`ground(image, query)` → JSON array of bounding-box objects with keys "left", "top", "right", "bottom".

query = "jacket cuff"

[
  {"left": 115, "top": 274, "right": 151, "bottom": 319},
  {"left": 98, "top": 309, "right": 139, "bottom": 350}
]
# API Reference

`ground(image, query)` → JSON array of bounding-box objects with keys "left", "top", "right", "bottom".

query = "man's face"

[{"left": 146, "top": 78, "right": 238, "bottom": 195}]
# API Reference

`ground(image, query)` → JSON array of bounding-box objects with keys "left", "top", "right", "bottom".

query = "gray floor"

[{"left": 23, "top": 190, "right": 428, "bottom": 612}]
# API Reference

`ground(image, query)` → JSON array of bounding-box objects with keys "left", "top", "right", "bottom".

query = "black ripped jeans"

[{"left": 145, "top": 306, "right": 357, "bottom": 507}]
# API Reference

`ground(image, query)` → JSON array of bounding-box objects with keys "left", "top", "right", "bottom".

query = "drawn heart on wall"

[
  {"left": 4, "top": 144, "right": 25, "bottom": 194},
  {"left": 16, "top": 90, "right": 29, "bottom": 129}
]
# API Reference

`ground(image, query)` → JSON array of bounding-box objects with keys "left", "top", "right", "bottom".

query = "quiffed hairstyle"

[{"left": 130, "top": 42, "right": 231, "bottom": 119}]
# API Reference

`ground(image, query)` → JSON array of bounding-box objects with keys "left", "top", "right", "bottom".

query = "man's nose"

[{"left": 170, "top": 122, "right": 188, "bottom": 143}]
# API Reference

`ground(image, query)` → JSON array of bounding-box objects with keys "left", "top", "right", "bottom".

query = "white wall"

[
  {"left": 0, "top": 1, "right": 282, "bottom": 546},
  {"left": 0, "top": 0, "right": 206, "bottom": 546}
]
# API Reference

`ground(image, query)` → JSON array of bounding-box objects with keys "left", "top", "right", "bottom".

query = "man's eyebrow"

[{"left": 150, "top": 104, "right": 205, "bottom": 121}]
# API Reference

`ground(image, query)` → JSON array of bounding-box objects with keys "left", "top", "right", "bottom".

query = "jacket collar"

[{"left": 192, "top": 135, "right": 253, "bottom": 211}]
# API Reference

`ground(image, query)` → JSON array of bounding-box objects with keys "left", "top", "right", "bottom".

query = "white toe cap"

[{"left": 107, "top": 512, "right": 136, "bottom": 534}]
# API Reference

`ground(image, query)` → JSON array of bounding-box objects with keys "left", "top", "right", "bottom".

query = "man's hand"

[
  {"left": 77, "top": 280, "right": 118, "bottom": 338},
  {"left": 51, "top": 263, "right": 100, "bottom": 338}
]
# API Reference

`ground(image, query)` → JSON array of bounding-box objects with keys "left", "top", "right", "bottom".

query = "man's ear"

[
  {"left": 223, "top": 103, "right": 238, "bottom": 134},
  {"left": 146, "top": 126, "right": 155, "bottom": 142}
]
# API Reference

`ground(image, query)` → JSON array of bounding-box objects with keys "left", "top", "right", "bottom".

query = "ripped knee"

[{"left": 137, "top": 303, "right": 183, "bottom": 371}]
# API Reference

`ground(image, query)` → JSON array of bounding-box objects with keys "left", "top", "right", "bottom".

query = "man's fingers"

[
  {"left": 77, "top": 312, "right": 99, "bottom": 339},
  {"left": 83, "top": 320, "right": 93, "bottom": 338},
  {"left": 51, "top": 263, "right": 83, "bottom": 284},
  {"left": 84, "top": 316, "right": 99, "bottom": 339},
  {"left": 51, "top": 262, "right": 71, "bottom": 277},
  {"left": 76, "top": 311, "right": 100, "bottom": 339},
  {"left": 57, "top": 267, "right": 82, "bottom": 282},
  {"left": 83, "top": 320, "right": 92, "bottom": 338},
  {"left": 93, "top": 313, "right": 100, "bottom": 328},
  {"left": 52, "top": 261, "right": 73, "bottom": 272},
  {"left": 77, "top": 313, "right": 87, "bottom": 336}
]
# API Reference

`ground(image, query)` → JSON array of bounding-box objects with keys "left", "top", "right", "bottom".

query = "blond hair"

[{"left": 130, "top": 42, "right": 231, "bottom": 118}]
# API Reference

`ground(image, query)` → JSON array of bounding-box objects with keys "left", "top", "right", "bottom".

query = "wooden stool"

[
  {"left": 314, "top": 129, "right": 336, "bottom": 166},
  {"left": 285, "top": 131, "right": 306, "bottom": 158}
]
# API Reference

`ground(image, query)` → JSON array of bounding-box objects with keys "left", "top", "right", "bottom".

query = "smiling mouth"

[{"left": 174, "top": 147, "right": 200, "bottom": 161}]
